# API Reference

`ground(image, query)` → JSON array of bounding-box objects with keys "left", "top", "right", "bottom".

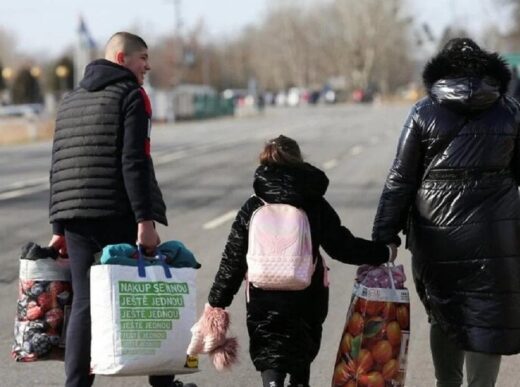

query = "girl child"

[{"left": 189, "top": 135, "right": 396, "bottom": 387}]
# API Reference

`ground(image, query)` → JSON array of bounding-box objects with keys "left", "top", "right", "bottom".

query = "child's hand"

[{"left": 387, "top": 244, "right": 398, "bottom": 262}]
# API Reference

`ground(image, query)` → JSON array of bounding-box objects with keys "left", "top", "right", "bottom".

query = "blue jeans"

[{"left": 430, "top": 322, "right": 501, "bottom": 387}]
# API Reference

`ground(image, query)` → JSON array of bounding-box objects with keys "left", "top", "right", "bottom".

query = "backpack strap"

[
  {"left": 245, "top": 194, "right": 267, "bottom": 303},
  {"left": 245, "top": 273, "right": 250, "bottom": 303}
]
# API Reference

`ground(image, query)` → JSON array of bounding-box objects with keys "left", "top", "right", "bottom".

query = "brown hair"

[{"left": 259, "top": 135, "right": 304, "bottom": 166}]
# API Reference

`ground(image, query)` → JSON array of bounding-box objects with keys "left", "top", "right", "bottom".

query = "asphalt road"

[{"left": 1, "top": 105, "right": 519, "bottom": 387}]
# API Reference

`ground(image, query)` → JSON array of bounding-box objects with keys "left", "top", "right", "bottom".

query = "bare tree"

[
  {"left": 323, "top": 0, "right": 413, "bottom": 92},
  {"left": 239, "top": 0, "right": 413, "bottom": 94},
  {"left": 0, "top": 27, "right": 18, "bottom": 66},
  {"left": 488, "top": 0, "right": 520, "bottom": 51},
  {"left": 145, "top": 0, "right": 415, "bottom": 95},
  {"left": 149, "top": 35, "right": 178, "bottom": 89},
  {"left": 215, "top": 33, "right": 252, "bottom": 89}
]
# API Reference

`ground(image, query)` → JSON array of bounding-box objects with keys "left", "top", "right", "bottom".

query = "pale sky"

[
  {"left": 0, "top": 0, "right": 268, "bottom": 57},
  {"left": 0, "top": 0, "right": 511, "bottom": 58}
]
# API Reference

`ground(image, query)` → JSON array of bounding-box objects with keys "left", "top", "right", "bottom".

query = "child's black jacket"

[{"left": 208, "top": 162, "right": 388, "bottom": 372}]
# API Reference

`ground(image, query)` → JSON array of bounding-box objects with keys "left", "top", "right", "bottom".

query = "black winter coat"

[
  {"left": 373, "top": 46, "right": 520, "bottom": 354},
  {"left": 49, "top": 59, "right": 167, "bottom": 231},
  {"left": 208, "top": 163, "right": 388, "bottom": 373}
]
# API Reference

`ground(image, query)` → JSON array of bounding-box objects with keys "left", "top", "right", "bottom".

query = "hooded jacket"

[
  {"left": 208, "top": 163, "right": 388, "bottom": 372},
  {"left": 372, "top": 42, "right": 520, "bottom": 354},
  {"left": 49, "top": 59, "right": 167, "bottom": 229}
]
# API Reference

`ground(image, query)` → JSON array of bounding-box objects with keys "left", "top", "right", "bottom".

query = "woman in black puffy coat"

[
  {"left": 373, "top": 38, "right": 520, "bottom": 387},
  {"left": 207, "top": 135, "right": 393, "bottom": 387}
]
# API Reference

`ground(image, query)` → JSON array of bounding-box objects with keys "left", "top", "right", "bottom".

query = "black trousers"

[
  {"left": 261, "top": 368, "right": 310, "bottom": 387},
  {"left": 62, "top": 216, "right": 174, "bottom": 387}
]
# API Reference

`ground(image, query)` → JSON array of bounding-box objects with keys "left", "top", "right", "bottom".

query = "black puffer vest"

[{"left": 49, "top": 59, "right": 167, "bottom": 225}]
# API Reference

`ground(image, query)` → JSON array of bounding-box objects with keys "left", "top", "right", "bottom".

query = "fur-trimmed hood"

[{"left": 422, "top": 43, "right": 511, "bottom": 111}]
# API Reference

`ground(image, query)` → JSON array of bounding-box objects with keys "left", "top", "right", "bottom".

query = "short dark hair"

[
  {"left": 259, "top": 135, "right": 303, "bottom": 166},
  {"left": 107, "top": 32, "right": 148, "bottom": 55}
]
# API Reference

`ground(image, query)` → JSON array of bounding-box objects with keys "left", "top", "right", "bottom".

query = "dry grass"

[{"left": 0, "top": 117, "right": 55, "bottom": 145}]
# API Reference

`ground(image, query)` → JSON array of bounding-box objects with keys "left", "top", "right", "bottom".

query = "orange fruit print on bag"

[{"left": 331, "top": 264, "right": 410, "bottom": 387}]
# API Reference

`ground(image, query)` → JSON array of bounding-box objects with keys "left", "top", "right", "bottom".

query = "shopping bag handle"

[
  {"left": 157, "top": 253, "right": 172, "bottom": 279},
  {"left": 136, "top": 245, "right": 172, "bottom": 279},
  {"left": 384, "top": 262, "right": 396, "bottom": 290}
]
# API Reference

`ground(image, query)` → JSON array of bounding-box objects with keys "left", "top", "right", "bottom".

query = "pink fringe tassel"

[{"left": 210, "top": 337, "right": 239, "bottom": 371}]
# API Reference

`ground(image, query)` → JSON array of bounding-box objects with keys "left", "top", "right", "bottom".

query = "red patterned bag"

[
  {"left": 331, "top": 264, "right": 410, "bottom": 387},
  {"left": 12, "top": 242, "right": 72, "bottom": 362}
]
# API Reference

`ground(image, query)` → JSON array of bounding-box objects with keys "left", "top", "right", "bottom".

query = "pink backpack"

[{"left": 246, "top": 197, "right": 315, "bottom": 290}]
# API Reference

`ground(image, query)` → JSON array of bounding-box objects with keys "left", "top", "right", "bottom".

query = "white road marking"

[
  {"left": 350, "top": 145, "right": 364, "bottom": 155},
  {"left": 3, "top": 176, "right": 48, "bottom": 190},
  {"left": 155, "top": 150, "right": 189, "bottom": 165},
  {"left": 323, "top": 159, "right": 338, "bottom": 170},
  {"left": 203, "top": 210, "right": 237, "bottom": 230},
  {"left": 1, "top": 138, "right": 243, "bottom": 201},
  {"left": 0, "top": 183, "right": 49, "bottom": 200},
  {"left": 155, "top": 138, "right": 243, "bottom": 166}
]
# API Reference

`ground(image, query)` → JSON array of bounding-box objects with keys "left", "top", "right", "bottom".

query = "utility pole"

[
  {"left": 173, "top": 0, "right": 183, "bottom": 37},
  {"left": 165, "top": 0, "right": 184, "bottom": 86}
]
